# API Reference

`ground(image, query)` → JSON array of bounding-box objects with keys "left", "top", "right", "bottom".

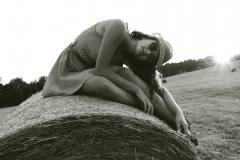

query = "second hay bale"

[
  {"left": 162, "top": 79, "right": 167, "bottom": 83},
  {"left": 231, "top": 67, "right": 236, "bottom": 72}
]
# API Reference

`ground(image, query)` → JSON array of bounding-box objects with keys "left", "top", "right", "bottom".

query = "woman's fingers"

[
  {"left": 135, "top": 89, "right": 154, "bottom": 115},
  {"left": 182, "top": 122, "right": 189, "bottom": 135},
  {"left": 175, "top": 114, "right": 191, "bottom": 135},
  {"left": 176, "top": 121, "right": 181, "bottom": 133},
  {"left": 138, "top": 99, "right": 146, "bottom": 112},
  {"left": 150, "top": 103, "right": 154, "bottom": 115},
  {"left": 139, "top": 99, "right": 148, "bottom": 113},
  {"left": 146, "top": 100, "right": 150, "bottom": 114},
  {"left": 141, "top": 99, "right": 153, "bottom": 115},
  {"left": 183, "top": 125, "right": 188, "bottom": 134},
  {"left": 145, "top": 99, "right": 154, "bottom": 115},
  {"left": 148, "top": 101, "right": 154, "bottom": 115}
]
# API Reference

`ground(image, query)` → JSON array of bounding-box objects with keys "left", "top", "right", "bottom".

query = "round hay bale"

[
  {"left": 231, "top": 67, "right": 236, "bottom": 72},
  {"left": 162, "top": 79, "right": 167, "bottom": 83},
  {"left": 0, "top": 92, "right": 199, "bottom": 160},
  {"left": 179, "top": 70, "right": 184, "bottom": 74}
]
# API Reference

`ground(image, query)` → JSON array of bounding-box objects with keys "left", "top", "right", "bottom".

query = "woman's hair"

[
  {"left": 128, "top": 30, "right": 163, "bottom": 98},
  {"left": 131, "top": 31, "right": 156, "bottom": 41}
]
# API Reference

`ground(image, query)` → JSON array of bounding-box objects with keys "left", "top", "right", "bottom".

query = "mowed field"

[
  {"left": 0, "top": 60, "right": 239, "bottom": 159},
  {"left": 0, "top": 106, "right": 16, "bottom": 120},
  {"left": 164, "top": 60, "right": 240, "bottom": 160}
]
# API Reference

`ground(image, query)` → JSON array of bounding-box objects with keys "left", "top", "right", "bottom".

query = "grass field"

[
  {"left": 164, "top": 60, "right": 240, "bottom": 160},
  {"left": 0, "top": 60, "right": 239, "bottom": 160},
  {"left": 0, "top": 106, "right": 16, "bottom": 120}
]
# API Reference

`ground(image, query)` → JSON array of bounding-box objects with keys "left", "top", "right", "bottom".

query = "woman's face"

[{"left": 134, "top": 38, "right": 159, "bottom": 64}]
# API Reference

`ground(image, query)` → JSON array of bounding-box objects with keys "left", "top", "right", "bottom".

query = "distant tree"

[
  {"left": 160, "top": 59, "right": 197, "bottom": 78},
  {"left": 9, "top": 77, "right": 27, "bottom": 86},
  {"left": 29, "top": 80, "right": 39, "bottom": 94},
  {"left": 36, "top": 76, "right": 47, "bottom": 91},
  {"left": 2, "top": 83, "right": 22, "bottom": 107},
  {"left": 7, "top": 78, "right": 31, "bottom": 106},
  {"left": 230, "top": 54, "right": 240, "bottom": 61},
  {"left": 0, "top": 80, "right": 4, "bottom": 107},
  {"left": 0, "top": 76, "right": 47, "bottom": 108}
]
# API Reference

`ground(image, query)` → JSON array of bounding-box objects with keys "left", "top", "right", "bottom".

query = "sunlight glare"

[{"left": 214, "top": 55, "right": 230, "bottom": 63}]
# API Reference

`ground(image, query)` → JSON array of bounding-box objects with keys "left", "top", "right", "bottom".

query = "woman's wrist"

[
  {"left": 134, "top": 86, "right": 141, "bottom": 94},
  {"left": 176, "top": 110, "right": 183, "bottom": 116}
]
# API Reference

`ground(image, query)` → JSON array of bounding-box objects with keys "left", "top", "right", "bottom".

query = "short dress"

[{"left": 41, "top": 23, "right": 123, "bottom": 97}]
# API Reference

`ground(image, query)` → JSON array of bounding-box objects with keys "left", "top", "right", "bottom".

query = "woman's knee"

[
  {"left": 117, "top": 68, "right": 135, "bottom": 79},
  {"left": 98, "top": 78, "right": 115, "bottom": 93},
  {"left": 77, "top": 76, "right": 115, "bottom": 95}
]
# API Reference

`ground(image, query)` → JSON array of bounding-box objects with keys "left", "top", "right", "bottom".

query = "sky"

[{"left": 0, "top": 0, "right": 240, "bottom": 84}]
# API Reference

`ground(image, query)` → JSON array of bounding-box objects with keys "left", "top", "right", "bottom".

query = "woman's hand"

[
  {"left": 175, "top": 112, "right": 191, "bottom": 135},
  {"left": 135, "top": 88, "right": 154, "bottom": 115}
]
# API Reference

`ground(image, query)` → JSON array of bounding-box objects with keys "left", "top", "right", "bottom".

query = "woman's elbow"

[{"left": 95, "top": 68, "right": 102, "bottom": 76}]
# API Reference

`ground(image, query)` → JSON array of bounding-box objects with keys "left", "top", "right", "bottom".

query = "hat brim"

[
  {"left": 151, "top": 33, "right": 173, "bottom": 68},
  {"left": 162, "top": 40, "right": 173, "bottom": 64}
]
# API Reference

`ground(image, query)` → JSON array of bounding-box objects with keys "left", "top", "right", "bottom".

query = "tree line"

[
  {"left": 0, "top": 76, "right": 46, "bottom": 108},
  {"left": 0, "top": 54, "right": 239, "bottom": 108},
  {"left": 160, "top": 54, "right": 240, "bottom": 78}
]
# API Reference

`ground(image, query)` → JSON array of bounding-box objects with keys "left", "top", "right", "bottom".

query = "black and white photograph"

[{"left": 0, "top": 0, "right": 239, "bottom": 159}]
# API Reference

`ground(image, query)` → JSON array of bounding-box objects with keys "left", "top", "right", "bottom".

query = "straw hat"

[{"left": 151, "top": 33, "right": 173, "bottom": 70}]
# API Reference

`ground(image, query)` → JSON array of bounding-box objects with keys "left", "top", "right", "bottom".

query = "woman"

[{"left": 42, "top": 19, "right": 190, "bottom": 135}]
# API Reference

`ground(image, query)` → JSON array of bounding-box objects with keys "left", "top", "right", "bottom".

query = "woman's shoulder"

[{"left": 96, "top": 19, "right": 127, "bottom": 37}]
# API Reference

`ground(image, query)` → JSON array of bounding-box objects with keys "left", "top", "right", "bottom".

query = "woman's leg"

[
  {"left": 76, "top": 70, "right": 175, "bottom": 125},
  {"left": 75, "top": 73, "right": 197, "bottom": 142},
  {"left": 76, "top": 75, "right": 140, "bottom": 108},
  {"left": 116, "top": 68, "right": 175, "bottom": 125}
]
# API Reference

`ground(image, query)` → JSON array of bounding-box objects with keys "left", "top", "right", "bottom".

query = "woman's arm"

[
  {"left": 95, "top": 19, "right": 153, "bottom": 114},
  {"left": 95, "top": 19, "right": 139, "bottom": 93},
  {"left": 162, "top": 86, "right": 183, "bottom": 115},
  {"left": 162, "top": 86, "right": 190, "bottom": 134}
]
